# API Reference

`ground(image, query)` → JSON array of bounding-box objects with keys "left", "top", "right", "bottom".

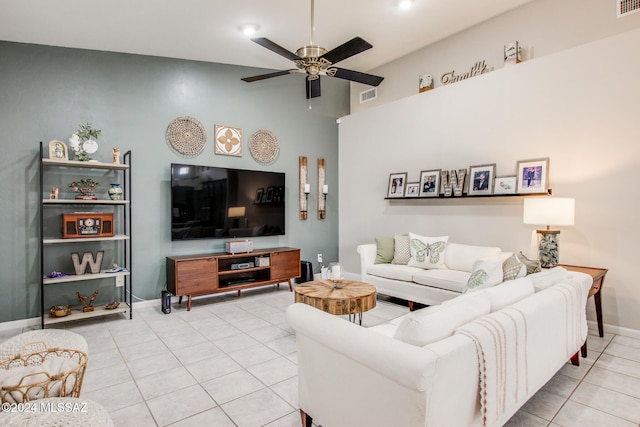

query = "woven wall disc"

[
  {"left": 249, "top": 129, "right": 279, "bottom": 165},
  {"left": 167, "top": 116, "right": 207, "bottom": 157}
]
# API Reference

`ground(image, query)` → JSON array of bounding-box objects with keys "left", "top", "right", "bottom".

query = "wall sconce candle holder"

[
  {"left": 318, "top": 158, "right": 327, "bottom": 219},
  {"left": 299, "top": 156, "right": 309, "bottom": 220}
]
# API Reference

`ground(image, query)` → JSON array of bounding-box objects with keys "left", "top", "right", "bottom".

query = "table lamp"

[
  {"left": 523, "top": 197, "right": 575, "bottom": 267},
  {"left": 228, "top": 206, "right": 246, "bottom": 228}
]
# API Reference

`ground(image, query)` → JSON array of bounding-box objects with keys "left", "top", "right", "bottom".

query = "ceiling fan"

[{"left": 241, "top": 0, "right": 384, "bottom": 99}]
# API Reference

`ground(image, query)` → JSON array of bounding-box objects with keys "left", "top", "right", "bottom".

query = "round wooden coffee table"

[{"left": 294, "top": 279, "right": 376, "bottom": 325}]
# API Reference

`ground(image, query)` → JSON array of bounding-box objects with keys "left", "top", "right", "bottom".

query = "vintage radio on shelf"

[{"left": 62, "top": 212, "right": 114, "bottom": 238}]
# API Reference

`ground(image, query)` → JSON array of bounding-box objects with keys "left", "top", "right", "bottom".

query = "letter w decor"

[{"left": 71, "top": 251, "right": 104, "bottom": 275}]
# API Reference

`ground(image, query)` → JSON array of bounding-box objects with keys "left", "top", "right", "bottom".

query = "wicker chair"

[{"left": 0, "top": 329, "right": 88, "bottom": 403}]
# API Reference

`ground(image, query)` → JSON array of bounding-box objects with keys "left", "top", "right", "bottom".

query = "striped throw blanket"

[{"left": 456, "top": 307, "right": 529, "bottom": 427}]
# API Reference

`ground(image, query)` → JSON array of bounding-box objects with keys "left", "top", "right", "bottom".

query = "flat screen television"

[{"left": 171, "top": 163, "right": 285, "bottom": 241}]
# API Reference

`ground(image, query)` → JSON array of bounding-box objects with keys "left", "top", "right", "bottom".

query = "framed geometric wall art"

[{"left": 214, "top": 124, "right": 242, "bottom": 157}]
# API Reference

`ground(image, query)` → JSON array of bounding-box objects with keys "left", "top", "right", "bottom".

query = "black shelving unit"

[{"left": 39, "top": 142, "right": 132, "bottom": 328}]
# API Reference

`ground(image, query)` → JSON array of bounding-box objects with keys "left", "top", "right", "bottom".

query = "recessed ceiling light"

[
  {"left": 398, "top": 0, "right": 414, "bottom": 10},
  {"left": 239, "top": 24, "right": 259, "bottom": 37}
]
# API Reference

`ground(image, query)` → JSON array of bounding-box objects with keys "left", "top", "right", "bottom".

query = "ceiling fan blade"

[
  {"left": 306, "top": 78, "right": 321, "bottom": 99},
  {"left": 320, "top": 37, "right": 373, "bottom": 65},
  {"left": 242, "top": 70, "right": 298, "bottom": 83},
  {"left": 251, "top": 37, "right": 301, "bottom": 61},
  {"left": 332, "top": 68, "right": 384, "bottom": 86}
]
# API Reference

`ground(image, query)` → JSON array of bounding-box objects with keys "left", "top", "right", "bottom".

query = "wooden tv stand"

[{"left": 166, "top": 247, "right": 300, "bottom": 311}]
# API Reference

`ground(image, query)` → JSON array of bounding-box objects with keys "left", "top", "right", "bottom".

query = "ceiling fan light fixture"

[
  {"left": 398, "top": 0, "right": 414, "bottom": 10},
  {"left": 239, "top": 24, "right": 259, "bottom": 37}
]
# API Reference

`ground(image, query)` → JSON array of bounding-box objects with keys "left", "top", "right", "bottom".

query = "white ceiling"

[{"left": 0, "top": 0, "right": 534, "bottom": 73}]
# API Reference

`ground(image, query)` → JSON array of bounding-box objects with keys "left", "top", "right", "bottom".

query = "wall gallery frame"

[
  {"left": 493, "top": 176, "right": 517, "bottom": 195},
  {"left": 468, "top": 164, "right": 496, "bottom": 196},
  {"left": 406, "top": 182, "right": 419, "bottom": 196},
  {"left": 387, "top": 172, "right": 407, "bottom": 198},
  {"left": 419, "top": 169, "right": 441, "bottom": 197},
  {"left": 255, "top": 188, "right": 264, "bottom": 204},
  {"left": 516, "top": 158, "right": 549, "bottom": 194}
]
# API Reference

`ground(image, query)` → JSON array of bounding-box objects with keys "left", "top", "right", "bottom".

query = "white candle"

[
  {"left": 322, "top": 184, "right": 329, "bottom": 194},
  {"left": 304, "top": 183, "right": 310, "bottom": 194},
  {"left": 331, "top": 265, "right": 341, "bottom": 279}
]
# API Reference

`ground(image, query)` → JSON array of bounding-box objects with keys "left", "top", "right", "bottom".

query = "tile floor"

[{"left": 2, "top": 285, "right": 640, "bottom": 426}]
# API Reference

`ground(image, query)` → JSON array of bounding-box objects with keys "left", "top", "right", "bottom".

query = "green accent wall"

[{"left": 0, "top": 41, "right": 347, "bottom": 323}]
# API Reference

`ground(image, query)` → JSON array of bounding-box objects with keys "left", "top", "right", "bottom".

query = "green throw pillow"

[
  {"left": 374, "top": 236, "right": 395, "bottom": 264},
  {"left": 517, "top": 251, "right": 542, "bottom": 275}
]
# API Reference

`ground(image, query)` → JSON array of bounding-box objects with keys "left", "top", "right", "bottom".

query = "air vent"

[
  {"left": 359, "top": 87, "right": 378, "bottom": 104},
  {"left": 617, "top": 0, "right": 640, "bottom": 17}
]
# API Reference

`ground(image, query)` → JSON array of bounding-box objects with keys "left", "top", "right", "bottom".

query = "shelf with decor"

[
  {"left": 39, "top": 141, "right": 132, "bottom": 328},
  {"left": 43, "top": 199, "right": 129, "bottom": 205},
  {"left": 43, "top": 270, "right": 130, "bottom": 285},
  {"left": 385, "top": 190, "right": 551, "bottom": 201},
  {"left": 44, "top": 304, "right": 130, "bottom": 326}
]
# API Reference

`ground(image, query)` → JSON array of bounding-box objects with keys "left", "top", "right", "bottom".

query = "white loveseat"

[
  {"left": 358, "top": 242, "right": 512, "bottom": 306},
  {"left": 287, "top": 268, "right": 592, "bottom": 427}
]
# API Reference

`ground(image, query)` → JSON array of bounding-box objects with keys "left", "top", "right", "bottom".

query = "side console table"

[
  {"left": 558, "top": 264, "right": 608, "bottom": 363},
  {"left": 558, "top": 264, "right": 608, "bottom": 337},
  {"left": 166, "top": 247, "right": 300, "bottom": 310}
]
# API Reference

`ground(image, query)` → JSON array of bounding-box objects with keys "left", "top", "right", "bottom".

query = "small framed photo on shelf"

[
  {"left": 468, "top": 164, "right": 496, "bottom": 196},
  {"left": 516, "top": 158, "right": 549, "bottom": 194},
  {"left": 387, "top": 172, "right": 407, "bottom": 198},
  {"left": 419, "top": 170, "right": 441, "bottom": 197},
  {"left": 493, "top": 176, "right": 517, "bottom": 195},
  {"left": 265, "top": 186, "right": 274, "bottom": 203},
  {"left": 254, "top": 188, "right": 264, "bottom": 204},
  {"left": 406, "top": 182, "right": 419, "bottom": 197},
  {"left": 48, "top": 140, "right": 68, "bottom": 160}
]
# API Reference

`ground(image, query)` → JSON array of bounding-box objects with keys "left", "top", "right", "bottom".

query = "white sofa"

[
  {"left": 358, "top": 242, "right": 510, "bottom": 306},
  {"left": 287, "top": 268, "right": 592, "bottom": 427}
]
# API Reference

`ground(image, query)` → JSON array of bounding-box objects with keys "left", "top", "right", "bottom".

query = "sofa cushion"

[
  {"left": 478, "top": 277, "right": 534, "bottom": 311},
  {"left": 392, "top": 234, "right": 411, "bottom": 265},
  {"left": 393, "top": 295, "right": 491, "bottom": 346},
  {"left": 502, "top": 253, "right": 527, "bottom": 281},
  {"left": 367, "top": 263, "right": 425, "bottom": 282},
  {"left": 444, "top": 243, "right": 502, "bottom": 272},
  {"left": 368, "top": 324, "right": 398, "bottom": 337},
  {"left": 412, "top": 269, "right": 471, "bottom": 293},
  {"left": 517, "top": 251, "right": 542, "bottom": 274},
  {"left": 374, "top": 236, "right": 395, "bottom": 264},
  {"left": 527, "top": 266, "right": 569, "bottom": 292},
  {"left": 407, "top": 233, "right": 448, "bottom": 269},
  {"left": 465, "top": 256, "right": 504, "bottom": 293}
]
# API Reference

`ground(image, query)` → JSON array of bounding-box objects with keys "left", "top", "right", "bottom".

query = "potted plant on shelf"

[{"left": 69, "top": 123, "right": 101, "bottom": 161}]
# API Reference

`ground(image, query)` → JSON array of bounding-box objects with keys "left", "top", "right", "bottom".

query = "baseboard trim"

[
  {"left": 588, "top": 320, "right": 640, "bottom": 339},
  {"left": 0, "top": 299, "right": 161, "bottom": 332}
]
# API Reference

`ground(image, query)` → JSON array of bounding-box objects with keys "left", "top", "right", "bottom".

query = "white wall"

[
  {"left": 338, "top": 29, "right": 640, "bottom": 331},
  {"left": 351, "top": 0, "right": 640, "bottom": 113}
]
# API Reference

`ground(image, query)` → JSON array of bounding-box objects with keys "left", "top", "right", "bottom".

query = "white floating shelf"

[
  {"left": 42, "top": 158, "right": 129, "bottom": 170},
  {"left": 44, "top": 303, "right": 130, "bottom": 325},
  {"left": 43, "top": 270, "right": 129, "bottom": 285},
  {"left": 43, "top": 235, "right": 130, "bottom": 244}
]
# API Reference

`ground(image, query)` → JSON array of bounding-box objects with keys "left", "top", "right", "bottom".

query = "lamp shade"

[
  {"left": 523, "top": 197, "right": 575, "bottom": 226},
  {"left": 228, "top": 206, "right": 246, "bottom": 218}
]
